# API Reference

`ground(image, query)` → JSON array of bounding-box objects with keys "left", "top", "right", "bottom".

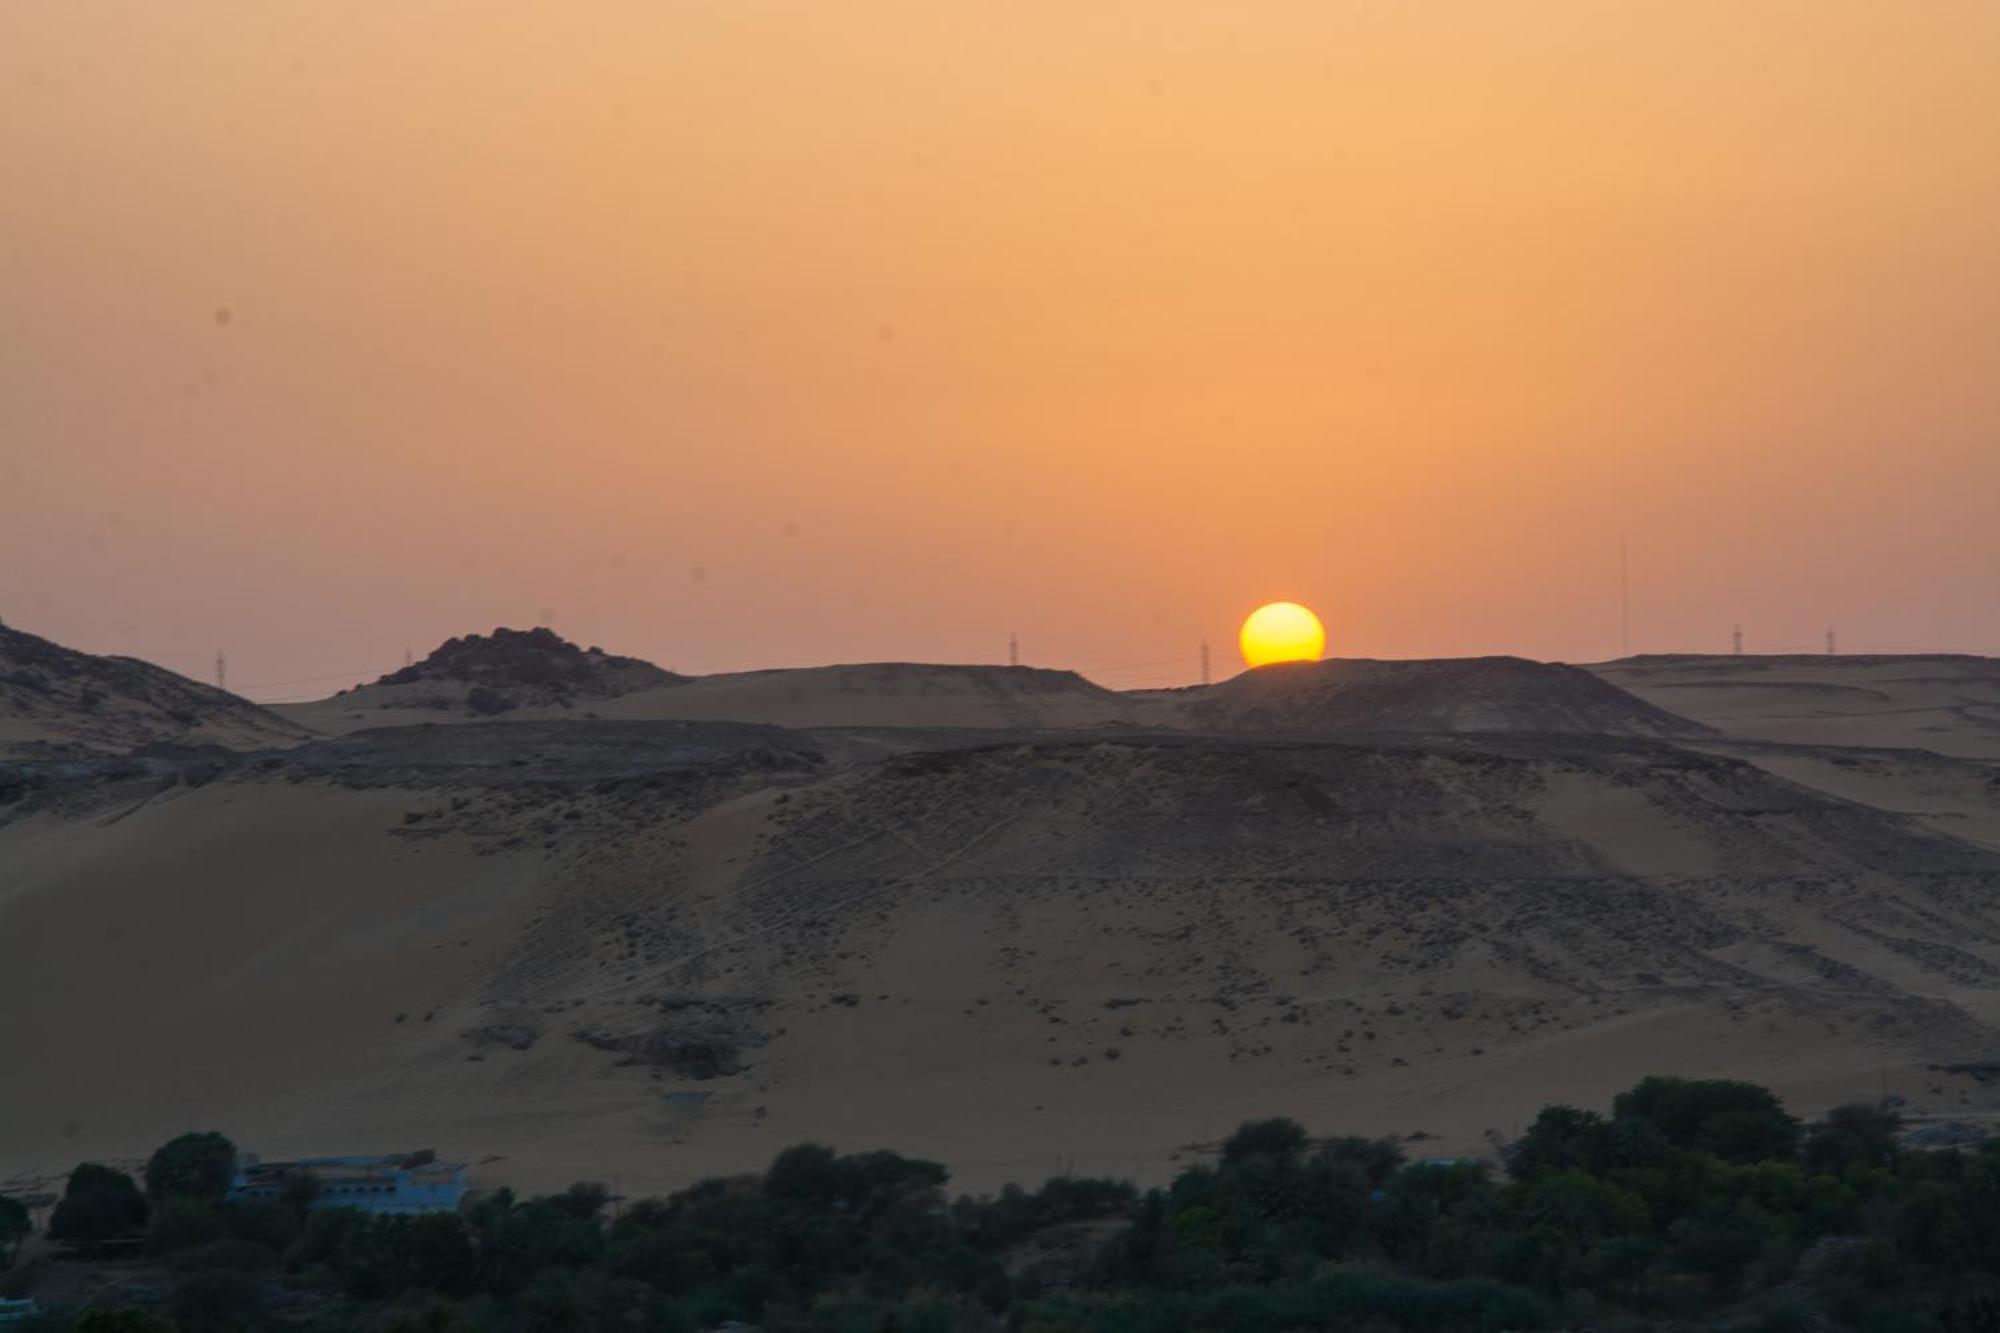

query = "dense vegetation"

[{"left": 7, "top": 1078, "right": 2000, "bottom": 1332}]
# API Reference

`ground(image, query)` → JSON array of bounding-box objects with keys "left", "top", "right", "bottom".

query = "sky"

[{"left": 3, "top": 1, "right": 1997, "bottom": 698}]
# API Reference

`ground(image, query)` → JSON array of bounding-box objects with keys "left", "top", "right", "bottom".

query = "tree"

[
  {"left": 1614, "top": 1077, "right": 1799, "bottom": 1163},
  {"left": 552, "top": 1182, "right": 611, "bottom": 1222},
  {"left": 49, "top": 1163, "right": 149, "bottom": 1245},
  {"left": 150, "top": 1196, "right": 227, "bottom": 1254},
  {"left": 1316, "top": 1137, "right": 1406, "bottom": 1190},
  {"left": 1804, "top": 1103, "right": 1904, "bottom": 1173},
  {"left": 145, "top": 1132, "right": 238, "bottom": 1204},
  {"left": 168, "top": 1266, "right": 266, "bottom": 1333},
  {"left": 73, "top": 1311, "right": 176, "bottom": 1333},
  {"left": 1220, "top": 1118, "right": 1311, "bottom": 1167},
  {"left": 1506, "top": 1106, "right": 1610, "bottom": 1180},
  {"left": 0, "top": 1194, "right": 28, "bottom": 1268}
]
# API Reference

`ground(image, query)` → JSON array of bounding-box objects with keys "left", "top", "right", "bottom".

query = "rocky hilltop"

[
  {"left": 345, "top": 627, "right": 686, "bottom": 715},
  {"left": 0, "top": 621, "right": 310, "bottom": 756}
]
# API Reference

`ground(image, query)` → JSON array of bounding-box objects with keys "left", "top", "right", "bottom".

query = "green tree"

[
  {"left": 1220, "top": 1118, "right": 1311, "bottom": 1167},
  {"left": 49, "top": 1163, "right": 149, "bottom": 1245},
  {"left": 168, "top": 1265, "right": 266, "bottom": 1333},
  {"left": 1507, "top": 1107, "right": 1610, "bottom": 1179},
  {"left": 1804, "top": 1103, "right": 1904, "bottom": 1173},
  {"left": 1614, "top": 1077, "right": 1800, "bottom": 1164},
  {"left": 150, "top": 1196, "right": 227, "bottom": 1253},
  {"left": 0, "top": 1195, "right": 28, "bottom": 1267},
  {"left": 145, "top": 1132, "right": 238, "bottom": 1204},
  {"left": 73, "top": 1311, "right": 176, "bottom": 1333}
]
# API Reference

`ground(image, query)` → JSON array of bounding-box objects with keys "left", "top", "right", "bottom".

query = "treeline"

[{"left": 7, "top": 1077, "right": 2000, "bottom": 1332}]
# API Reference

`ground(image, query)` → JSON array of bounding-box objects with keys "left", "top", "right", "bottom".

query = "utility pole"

[
  {"left": 1200, "top": 639, "right": 1211, "bottom": 686},
  {"left": 1008, "top": 632, "right": 1018, "bottom": 667},
  {"left": 1732, "top": 624, "right": 1743, "bottom": 656},
  {"left": 1619, "top": 534, "right": 1630, "bottom": 656},
  {"left": 215, "top": 650, "right": 226, "bottom": 691}
]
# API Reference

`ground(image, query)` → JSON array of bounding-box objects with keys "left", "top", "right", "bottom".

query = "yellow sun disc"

[{"left": 1239, "top": 601, "right": 1326, "bottom": 668}]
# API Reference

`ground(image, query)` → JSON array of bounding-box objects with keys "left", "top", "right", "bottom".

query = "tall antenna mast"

[
  {"left": 1200, "top": 639, "right": 1210, "bottom": 686},
  {"left": 1619, "top": 534, "right": 1630, "bottom": 656},
  {"left": 1732, "top": 624, "right": 1743, "bottom": 656},
  {"left": 215, "top": 650, "right": 227, "bottom": 691},
  {"left": 1008, "top": 632, "right": 1018, "bottom": 667}
]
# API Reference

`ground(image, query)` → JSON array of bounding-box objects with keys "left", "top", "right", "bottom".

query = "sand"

[{"left": 8, "top": 648, "right": 2000, "bottom": 1203}]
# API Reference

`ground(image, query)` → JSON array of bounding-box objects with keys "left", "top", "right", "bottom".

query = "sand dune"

[
  {"left": 7, "top": 711, "right": 2000, "bottom": 1198},
  {"left": 10, "top": 633, "right": 2000, "bottom": 1199}
]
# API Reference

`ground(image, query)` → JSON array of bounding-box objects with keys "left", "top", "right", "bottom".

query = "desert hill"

[
  {"left": 314, "top": 627, "right": 686, "bottom": 720},
  {"left": 1153, "top": 656, "right": 1712, "bottom": 738},
  {"left": 596, "top": 662, "right": 1142, "bottom": 731},
  {"left": 283, "top": 658, "right": 1144, "bottom": 735},
  {"left": 286, "top": 638, "right": 1706, "bottom": 740},
  {"left": 6, "top": 711, "right": 2000, "bottom": 1199},
  {"left": 0, "top": 621, "right": 310, "bottom": 757},
  {"left": 1592, "top": 654, "right": 2000, "bottom": 758}
]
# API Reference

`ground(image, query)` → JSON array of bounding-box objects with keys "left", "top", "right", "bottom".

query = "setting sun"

[{"left": 1239, "top": 602, "right": 1327, "bottom": 669}]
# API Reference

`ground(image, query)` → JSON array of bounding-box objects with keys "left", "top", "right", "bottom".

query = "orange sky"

[{"left": 3, "top": 1, "right": 1997, "bottom": 695}]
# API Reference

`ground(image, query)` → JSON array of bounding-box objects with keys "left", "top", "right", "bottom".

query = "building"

[{"left": 228, "top": 1152, "right": 469, "bottom": 1216}]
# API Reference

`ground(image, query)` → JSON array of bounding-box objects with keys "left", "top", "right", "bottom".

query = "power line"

[{"left": 234, "top": 665, "right": 399, "bottom": 690}]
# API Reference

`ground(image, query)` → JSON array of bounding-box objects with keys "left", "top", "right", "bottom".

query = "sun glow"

[{"left": 1239, "top": 602, "right": 1326, "bottom": 669}]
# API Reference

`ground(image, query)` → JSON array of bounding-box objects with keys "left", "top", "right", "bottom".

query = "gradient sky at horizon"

[{"left": 3, "top": 1, "right": 1998, "bottom": 698}]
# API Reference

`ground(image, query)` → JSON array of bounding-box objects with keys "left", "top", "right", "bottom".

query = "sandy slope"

[
  {"left": 1592, "top": 655, "right": 2000, "bottom": 758},
  {"left": 8, "top": 719, "right": 2000, "bottom": 1201}
]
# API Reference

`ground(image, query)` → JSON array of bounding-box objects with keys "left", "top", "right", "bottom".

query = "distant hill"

[
  {"left": 1590, "top": 653, "right": 2000, "bottom": 757},
  {"left": 1160, "top": 656, "right": 1713, "bottom": 737},
  {"left": 284, "top": 658, "right": 1144, "bottom": 734},
  {"left": 291, "top": 647, "right": 1710, "bottom": 739},
  {"left": 592, "top": 662, "right": 1141, "bottom": 730},
  {"left": 333, "top": 627, "right": 686, "bottom": 716},
  {"left": 0, "top": 622, "right": 310, "bottom": 754}
]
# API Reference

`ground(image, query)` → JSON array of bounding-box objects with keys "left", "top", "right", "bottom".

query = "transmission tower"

[
  {"left": 1732, "top": 624, "right": 1743, "bottom": 656},
  {"left": 1008, "top": 632, "right": 1018, "bottom": 667},
  {"left": 215, "top": 650, "right": 226, "bottom": 691},
  {"left": 1826, "top": 627, "right": 1837, "bottom": 656},
  {"left": 1619, "top": 534, "right": 1630, "bottom": 655},
  {"left": 1200, "top": 639, "right": 1211, "bottom": 686}
]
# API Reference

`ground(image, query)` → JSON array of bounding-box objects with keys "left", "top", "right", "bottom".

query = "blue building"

[{"left": 228, "top": 1152, "right": 469, "bottom": 1215}]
